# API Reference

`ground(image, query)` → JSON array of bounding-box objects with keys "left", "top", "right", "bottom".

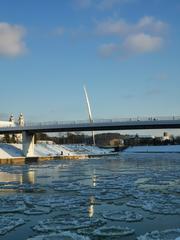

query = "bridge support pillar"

[{"left": 22, "top": 131, "right": 35, "bottom": 157}]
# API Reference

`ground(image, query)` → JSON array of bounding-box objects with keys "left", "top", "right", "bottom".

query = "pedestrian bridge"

[
  {"left": 0, "top": 116, "right": 180, "bottom": 157},
  {"left": 1, "top": 116, "right": 180, "bottom": 134}
]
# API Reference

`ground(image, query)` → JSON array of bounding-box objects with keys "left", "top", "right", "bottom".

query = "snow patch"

[{"left": 125, "top": 145, "right": 180, "bottom": 153}]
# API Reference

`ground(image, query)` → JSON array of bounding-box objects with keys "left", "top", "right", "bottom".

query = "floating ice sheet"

[
  {"left": 33, "top": 214, "right": 106, "bottom": 232},
  {"left": 95, "top": 192, "right": 123, "bottom": 201},
  {"left": 53, "top": 183, "right": 81, "bottom": 192},
  {"left": 126, "top": 195, "right": 180, "bottom": 215},
  {"left": 93, "top": 226, "right": 135, "bottom": 237},
  {"left": 142, "top": 201, "right": 180, "bottom": 215},
  {"left": 0, "top": 216, "right": 25, "bottom": 235},
  {"left": 137, "top": 228, "right": 180, "bottom": 240},
  {"left": 0, "top": 198, "right": 26, "bottom": 213},
  {"left": 103, "top": 210, "right": 143, "bottom": 222},
  {"left": 24, "top": 207, "right": 51, "bottom": 215},
  {"left": 24, "top": 195, "right": 86, "bottom": 209},
  {"left": 27, "top": 231, "right": 91, "bottom": 240}
]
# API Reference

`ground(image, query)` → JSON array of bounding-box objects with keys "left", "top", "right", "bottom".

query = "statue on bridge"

[
  {"left": 14, "top": 113, "right": 25, "bottom": 143},
  {"left": 9, "top": 114, "right": 14, "bottom": 123},
  {"left": 18, "top": 113, "right": 24, "bottom": 127}
]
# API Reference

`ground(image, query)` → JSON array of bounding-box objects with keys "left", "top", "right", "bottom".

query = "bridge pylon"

[{"left": 22, "top": 131, "right": 35, "bottom": 157}]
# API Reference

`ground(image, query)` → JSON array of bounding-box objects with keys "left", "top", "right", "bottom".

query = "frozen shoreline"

[
  {"left": 124, "top": 145, "right": 180, "bottom": 153},
  {"left": 0, "top": 143, "right": 112, "bottom": 159}
]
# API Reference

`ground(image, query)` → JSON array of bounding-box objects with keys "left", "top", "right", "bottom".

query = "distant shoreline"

[{"left": 124, "top": 145, "right": 180, "bottom": 153}]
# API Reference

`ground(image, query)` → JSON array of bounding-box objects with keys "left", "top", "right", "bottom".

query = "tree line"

[{"left": 1, "top": 132, "right": 180, "bottom": 146}]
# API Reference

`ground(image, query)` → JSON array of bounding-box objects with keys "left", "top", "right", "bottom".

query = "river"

[{"left": 0, "top": 153, "right": 180, "bottom": 239}]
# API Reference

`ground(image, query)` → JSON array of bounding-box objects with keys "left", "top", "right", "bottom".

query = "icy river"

[{"left": 0, "top": 153, "right": 180, "bottom": 240}]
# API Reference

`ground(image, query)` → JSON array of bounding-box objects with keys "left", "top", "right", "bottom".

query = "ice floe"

[
  {"left": 0, "top": 197, "right": 26, "bottom": 213},
  {"left": 33, "top": 214, "right": 106, "bottom": 232},
  {"left": 24, "top": 207, "right": 51, "bottom": 215},
  {"left": 95, "top": 192, "right": 123, "bottom": 201},
  {"left": 0, "top": 216, "right": 25, "bottom": 235},
  {"left": 27, "top": 231, "right": 91, "bottom": 240},
  {"left": 127, "top": 198, "right": 180, "bottom": 215},
  {"left": 103, "top": 210, "right": 143, "bottom": 222},
  {"left": 137, "top": 228, "right": 180, "bottom": 240},
  {"left": 93, "top": 226, "right": 135, "bottom": 237}
]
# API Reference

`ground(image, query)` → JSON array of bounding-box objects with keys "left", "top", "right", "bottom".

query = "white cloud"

[
  {"left": 53, "top": 27, "right": 65, "bottom": 36},
  {"left": 74, "top": 0, "right": 92, "bottom": 9},
  {"left": 73, "top": 0, "right": 136, "bottom": 10},
  {"left": 136, "top": 16, "right": 168, "bottom": 34},
  {"left": 96, "top": 19, "right": 129, "bottom": 35},
  {"left": 99, "top": 43, "right": 118, "bottom": 57},
  {"left": 97, "top": 0, "right": 135, "bottom": 10},
  {"left": 0, "top": 22, "right": 26, "bottom": 57},
  {"left": 96, "top": 16, "right": 167, "bottom": 58},
  {"left": 123, "top": 33, "right": 163, "bottom": 54},
  {"left": 96, "top": 16, "right": 168, "bottom": 36}
]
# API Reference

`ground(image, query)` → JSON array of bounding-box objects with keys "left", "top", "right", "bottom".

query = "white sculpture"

[
  {"left": 9, "top": 114, "right": 14, "bottom": 123},
  {"left": 18, "top": 113, "right": 24, "bottom": 127}
]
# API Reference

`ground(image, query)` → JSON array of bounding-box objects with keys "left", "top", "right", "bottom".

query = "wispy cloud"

[
  {"left": 95, "top": 16, "right": 168, "bottom": 36},
  {"left": 52, "top": 25, "right": 91, "bottom": 43},
  {"left": 154, "top": 73, "right": 169, "bottom": 81},
  {"left": 145, "top": 88, "right": 161, "bottom": 96},
  {"left": 51, "top": 15, "right": 168, "bottom": 59},
  {"left": 73, "top": 0, "right": 92, "bottom": 9},
  {"left": 0, "top": 22, "right": 26, "bottom": 57},
  {"left": 97, "top": 0, "right": 135, "bottom": 10},
  {"left": 73, "top": 0, "right": 136, "bottom": 10},
  {"left": 96, "top": 18, "right": 129, "bottom": 36},
  {"left": 53, "top": 26, "right": 65, "bottom": 36},
  {"left": 122, "top": 93, "right": 136, "bottom": 99},
  {"left": 136, "top": 16, "right": 168, "bottom": 34},
  {"left": 98, "top": 43, "right": 118, "bottom": 57},
  {"left": 96, "top": 16, "right": 168, "bottom": 57},
  {"left": 123, "top": 33, "right": 163, "bottom": 54}
]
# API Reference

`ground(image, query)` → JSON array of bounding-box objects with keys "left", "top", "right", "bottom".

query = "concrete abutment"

[{"left": 22, "top": 131, "right": 35, "bottom": 157}]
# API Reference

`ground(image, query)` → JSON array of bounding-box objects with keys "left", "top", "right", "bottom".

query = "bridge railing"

[
  {"left": 23, "top": 116, "right": 180, "bottom": 127},
  {"left": 1, "top": 116, "right": 180, "bottom": 129}
]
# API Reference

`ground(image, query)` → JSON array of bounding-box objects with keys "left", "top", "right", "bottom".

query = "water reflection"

[
  {"left": 92, "top": 175, "right": 96, "bottom": 187},
  {"left": 88, "top": 196, "right": 95, "bottom": 218},
  {"left": 0, "top": 168, "right": 35, "bottom": 185},
  {"left": 0, "top": 172, "right": 21, "bottom": 183},
  {"left": 88, "top": 204, "right": 94, "bottom": 218},
  {"left": 20, "top": 171, "right": 35, "bottom": 184}
]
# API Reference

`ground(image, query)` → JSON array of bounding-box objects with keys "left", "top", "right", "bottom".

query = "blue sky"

[{"left": 0, "top": 0, "right": 180, "bottom": 125}]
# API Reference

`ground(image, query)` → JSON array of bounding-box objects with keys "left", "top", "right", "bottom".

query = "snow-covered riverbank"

[
  {"left": 0, "top": 143, "right": 111, "bottom": 159},
  {"left": 124, "top": 145, "right": 180, "bottom": 153}
]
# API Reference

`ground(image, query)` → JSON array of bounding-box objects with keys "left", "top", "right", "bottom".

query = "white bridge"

[{"left": 0, "top": 116, "right": 180, "bottom": 157}]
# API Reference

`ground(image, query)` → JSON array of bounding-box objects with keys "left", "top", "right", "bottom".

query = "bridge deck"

[{"left": 0, "top": 118, "right": 180, "bottom": 134}]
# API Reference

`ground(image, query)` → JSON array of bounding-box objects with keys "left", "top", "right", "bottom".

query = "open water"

[{"left": 0, "top": 153, "right": 180, "bottom": 239}]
